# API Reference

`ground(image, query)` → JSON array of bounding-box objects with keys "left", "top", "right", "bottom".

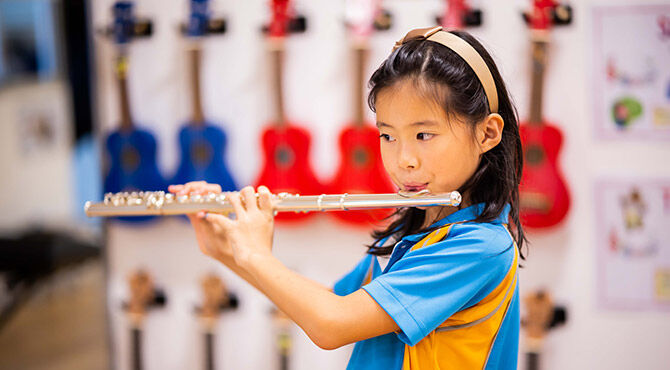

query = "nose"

[{"left": 398, "top": 142, "right": 419, "bottom": 170}]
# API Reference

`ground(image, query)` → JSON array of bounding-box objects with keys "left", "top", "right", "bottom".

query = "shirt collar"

[{"left": 401, "top": 203, "right": 511, "bottom": 243}]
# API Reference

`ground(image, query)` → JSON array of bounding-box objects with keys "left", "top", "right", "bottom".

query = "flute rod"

[{"left": 84, "top": 191, "right": 462, "bottom": 217}]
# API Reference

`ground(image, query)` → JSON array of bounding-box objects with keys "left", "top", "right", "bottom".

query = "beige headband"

[{"left": 392, "top": 26, "right": 499, "bottom": 113}]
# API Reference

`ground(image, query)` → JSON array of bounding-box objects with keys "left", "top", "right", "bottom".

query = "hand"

[
  {"left": 214, "top": 185, "right": 276, "bottom": 270},
  {"left": 168, "top": 181, "right": 233, "bottom": 262},
  {"left": 168, "top": 183, "right": 276, "bottom": 269}
]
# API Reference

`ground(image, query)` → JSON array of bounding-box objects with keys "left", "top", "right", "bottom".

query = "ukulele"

[
  {"left": 328, "top": 0, "right": 394, "bottom": 227},
  {"left": 196, "top": 273, "right": 238, "bottom": 370},
  {"left": 271, "top": 307, "right": 292, "bottom": 370},
  {"left": 518, "top": 0, "right": 571, "bottom": 229},
  {"left": 172, "top": 0, "right": 237, "bottom": 192},
  {"left": 124, "top": 269, "right": 166, "bottom": 370},
  {"left": 254, "top": 0, "right": 323, "bottom": 223},
  {"left": 521, "top": 290, "right": 567, "bottom": 370},
  {"left": 436, "top": 0, "right": 482, "bottom": 30},
  {"left": 104, "top": 1, "right": 166, "bottom": 223}
]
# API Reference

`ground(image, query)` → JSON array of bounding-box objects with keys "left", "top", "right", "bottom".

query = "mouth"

[{"left": 401, "top": 183, "right": 429, "bottom": 193}]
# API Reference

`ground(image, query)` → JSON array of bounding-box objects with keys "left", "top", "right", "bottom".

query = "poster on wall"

[
  {"left": 592, "top": 4, "right": 670, "bottom": 140},
  {"left": 595, "top": 178, "right": 670, "bottom": 311}
]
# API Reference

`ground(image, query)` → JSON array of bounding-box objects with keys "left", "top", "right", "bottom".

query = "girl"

[{"left": 169, "top": 26, "right": 525, "bottom": 369}]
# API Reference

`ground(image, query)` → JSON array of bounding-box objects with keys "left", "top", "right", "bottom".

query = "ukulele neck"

[
  {"left": 189, "top": 44, "right": 206, "bottom": 126},
  {"left": 116, "top": 52, "right": 134, "bottom": 132},
  {"left": 131, "top": 326, "right": 142, "bottom": 370},
  {"left": 528, "top": 32, "right": 550, "bottom": 126},
  {"left": 269, "top": 40, "right": 287, "bottom": 128},
  {"left": 353, "top": 43, "right": 369, "bottom": 127}
]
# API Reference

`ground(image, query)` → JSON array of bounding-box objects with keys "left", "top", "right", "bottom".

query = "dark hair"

[{"left": 367, "top": 30, "right": 526, "bottom": 260}]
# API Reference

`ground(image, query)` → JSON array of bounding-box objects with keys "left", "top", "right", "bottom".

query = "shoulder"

[
  {"left": 445, "top": 222, "right": 514, "bottom": 257},
  {"left": 409, "top": 221, "right": 514, "bottom": 263}
]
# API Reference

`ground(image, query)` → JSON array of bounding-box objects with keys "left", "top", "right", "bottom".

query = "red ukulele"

[
  {"left": 519, "top": 0, "right": 571, "bottom": 229},
  {"left": 328, "top": 0, "right": 394, "bottom": 227},
  {"left": 254, "top": 0, "right": 322, "bottom": 223}
]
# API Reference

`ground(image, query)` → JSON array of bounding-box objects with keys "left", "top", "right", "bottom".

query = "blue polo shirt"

[{"left": 333, "top": 203, "right": 519, "bottom": 370}]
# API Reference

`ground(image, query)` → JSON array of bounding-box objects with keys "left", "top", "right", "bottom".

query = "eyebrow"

[{"left": 376, "top": 120, "right": 440, "bottom": 128}]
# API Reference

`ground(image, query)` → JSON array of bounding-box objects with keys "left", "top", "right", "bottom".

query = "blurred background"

[{"left": 0, "top": 0, "right": 669, "bottom": 369}]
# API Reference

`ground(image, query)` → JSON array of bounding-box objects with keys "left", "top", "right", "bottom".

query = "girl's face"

[{"left": 376, "top": 80, "right": 482, "bottom": 200}]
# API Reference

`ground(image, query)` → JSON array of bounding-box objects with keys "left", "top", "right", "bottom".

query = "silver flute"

[{"left": 84, "top": 190, "right": 462, "bottom": 217}]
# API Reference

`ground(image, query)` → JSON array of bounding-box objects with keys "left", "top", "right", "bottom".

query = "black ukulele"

[
  {"left": 196, "top": 273, "right": 238, "bottom": 370},
  {"left": 521, "top": 290, "right": 567, "bottom": 370}
]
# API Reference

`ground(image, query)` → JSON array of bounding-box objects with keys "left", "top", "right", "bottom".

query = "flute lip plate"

[{"left": 397, "top": 189, "right": 431, "bottom": 198}]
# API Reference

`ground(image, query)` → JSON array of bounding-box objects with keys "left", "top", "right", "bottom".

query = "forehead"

[{"left": 375, "top": 79, "right": 452, "bottom": 128}]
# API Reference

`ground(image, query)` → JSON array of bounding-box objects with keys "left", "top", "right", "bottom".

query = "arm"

[
  {"left": 244, "top": 253, "right": 399, "bottom": 350},
  {"left": 173, "top": 183, "right": 400, "bottom": 349}
]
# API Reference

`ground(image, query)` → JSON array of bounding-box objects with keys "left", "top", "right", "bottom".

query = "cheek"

[
  {"left": 380, "top": 144, "right": 397, "bottom": 178},
  {"left": 430, "top": 142, "right": 480, "bottom": 185}
]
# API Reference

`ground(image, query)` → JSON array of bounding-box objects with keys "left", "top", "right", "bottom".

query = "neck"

[{"left": 421, "top": 206, "right": 455, "bottom": 229}]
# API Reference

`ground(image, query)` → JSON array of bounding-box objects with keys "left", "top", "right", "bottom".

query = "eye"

[
  {"left": 379, "top": 133, "right": 396, "bottom": 142},
  {"left": 417, "top": 132, "right": 435, "bottom": 141}
]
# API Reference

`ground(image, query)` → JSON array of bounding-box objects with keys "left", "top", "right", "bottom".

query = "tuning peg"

[
  {"left": 133, "top": 18, "right": 153, "bottom": 37},
  {"left": 549, "top": 306, "right": 567, "bottom": 328},
  {"left": 464, "top": 9, "right": 482, "bottom": 27},
  {"left": 223, "top": 292, "right": 239, "bottom": 310},
  {"left": 152, "top": 288, "right": 167, "bottom": 307},
  {"left": 288, "top": 14, "right": 307, "bottom": 33},
  {"left": 374, "top": 9, "right": 393, "bottom": 31},
  {"left": 551, "top": 4, "right": 572, "bottom": 25}
]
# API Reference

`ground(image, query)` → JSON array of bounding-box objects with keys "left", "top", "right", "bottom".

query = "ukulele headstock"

[
  {"left": 181, "top": 0, "right": 226, "bottom": 38},
  {"left": 344, "top": 0, "right": 392, "bottom": 42},
  {"left": 523, "top": 0, "right": 572, "bottom": 33},
  {"left": 436, "top": 0, "right": 482, "bottom": 30},
  {"left": 196, "top": 273, "right": 239, "bottom": 331},
  {"left": 263, "top": 0, "right": 307, "bottom": 39},
  {"left": 125, "top": 269, "right": 166, "bottom": 326},
  {"left": 521, "top": 290, "right": 567, "bottom": 350},
  {"left": 98, "top": 1, "right": 152, "bottom": 45}
]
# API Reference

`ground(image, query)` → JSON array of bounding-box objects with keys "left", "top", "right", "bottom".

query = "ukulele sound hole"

[
  {"left": 275, "top": 145, "right": 295, "bottom": 169},
  {"left": 525, "top": 145, "right": 545, "bottom": 165},
  {"left": 352, "top": 147, "right": 370, "bottom": 168},
  {"left": 191, "top": 141, "right": 213, "bottom": 167},
  {"left": 121, "top": 145, "right": 140, "bottom": 173}
]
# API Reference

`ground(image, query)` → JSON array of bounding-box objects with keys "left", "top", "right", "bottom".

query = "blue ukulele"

[
  {"left": 104, "top": 2, "right": 166, "bottom": 223},
  {"left": 171, "top": 0, "right": 237, "bottom": 193}
]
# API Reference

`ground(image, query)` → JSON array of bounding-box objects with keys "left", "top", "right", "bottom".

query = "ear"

[{"left": 476, "top": 113, "right": 504, "bottom": 154}]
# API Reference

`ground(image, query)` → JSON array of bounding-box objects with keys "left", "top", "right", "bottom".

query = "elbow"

[
  {"left": 309, "top": 317, "right": 349, "bottom": 351},
  {"left": 313, "top": 335, "right": 345, "bottom": 351}
]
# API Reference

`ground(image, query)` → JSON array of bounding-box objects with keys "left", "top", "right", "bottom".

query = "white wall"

[
  {"left": 0, "top": 80, "right": 74, "bottom": 232},
  {"left": 89, "top": 0, "right": 670, "bottom": 369}
]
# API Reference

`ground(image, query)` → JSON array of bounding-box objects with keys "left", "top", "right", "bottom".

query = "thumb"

[{"left": 203, "top": 212, "right": 234, "bottom": 229}]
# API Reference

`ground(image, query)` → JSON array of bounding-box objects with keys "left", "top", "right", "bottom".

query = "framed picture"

[
  {"left": 595, "top": 178, "right": 670, "bottom": 311},
  {"left": 592, "top": 4, "right": 670, "bottom": 140}
]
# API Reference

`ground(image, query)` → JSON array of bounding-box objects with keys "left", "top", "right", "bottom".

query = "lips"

[{"left": 402, "top": 183, "right": 428, "bottom": 192}]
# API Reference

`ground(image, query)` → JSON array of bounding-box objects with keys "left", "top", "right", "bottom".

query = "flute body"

[{"left": 84, "top": 191, "right": 462, "bottom": 217}]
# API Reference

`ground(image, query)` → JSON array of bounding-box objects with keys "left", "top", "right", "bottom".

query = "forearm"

[
  {"left": 216, "top": 253, "right": 266, "bottom": 293},
  {"left": 217, "top": 253, "right": 331, "bottom": 298},
  {"left": 245, "top": 253, "right": 345, "bottom": 349}
]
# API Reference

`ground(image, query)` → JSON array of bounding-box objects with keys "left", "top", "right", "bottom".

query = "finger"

[
  {"left": 179, "top": 181, "right": 222, "bottom": 195},
  {"left": 177, "top": 181, "right": 203, "bottom": 195},
  {"left": 168, "top": 184, "right": 184, "bottom": 193},
  {"left": 204, "top": 212, "right": 233, "bottom": 228},
  {"left": 240, "top": 186, "right": 258, "bottom": 211},
  {"left": 226, "top": 192, "right": 246, "bottom": 219},
  {"left": 257, "top": 186, "right": 272, "bottom": 212}
]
